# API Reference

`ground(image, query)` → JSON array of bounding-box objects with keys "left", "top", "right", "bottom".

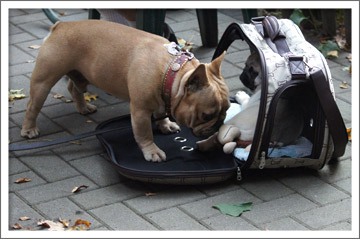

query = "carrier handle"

[{"left": 310, "top": 69, "right": 348, "bottom": 158}]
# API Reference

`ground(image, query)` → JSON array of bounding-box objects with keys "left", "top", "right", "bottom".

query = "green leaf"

[
  {"left": 317, "top": 40, "right": 341, "bottom": 58},
  {"left": 213, "top": 202, "right": 253, "bottom": 217},
  {"left": 290, "top": 9, "right": 309, "bottom": 26}
]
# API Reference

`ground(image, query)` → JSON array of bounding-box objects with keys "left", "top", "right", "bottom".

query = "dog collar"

[{"left": 162, "top": 43, "right": 195, "bottom": 116}]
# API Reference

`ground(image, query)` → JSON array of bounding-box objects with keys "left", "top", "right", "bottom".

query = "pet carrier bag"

[{"left": 10, "top": 16, "right": 348, "bottom": 185}]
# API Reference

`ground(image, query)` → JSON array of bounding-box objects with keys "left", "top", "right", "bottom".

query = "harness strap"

[{"left": 310, "top": 69, "right": 348, "bottom": 158}]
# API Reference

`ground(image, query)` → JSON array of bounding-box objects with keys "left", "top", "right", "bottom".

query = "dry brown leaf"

[
  {"left": 347, "top": 128, "right": 351, "bottom": 142},
  {"left": 327, "top": 50, "right": 339, "bottom": 58},
  {"left": 14, "top": 178, "right": 32, "bottom": 184},
  {"left": 27, "top": 59, "right": 35, "bottom": 63},
  {"left": 13, "top": 223, "right": 23, "bottom": 229},
  {"left": 346, "top": 54, "right": 352, "bottom": 62},
  {"left": 86, "top": 120, "right": 93, "bottom": 123},
  {"left": 335, "top": 35, "right": 346, "bottom": 50},
  {"left": 67, "top": 219, "right": 91, "bottom": 231},
  {"left": 19, "top": 216, "right": 31, "bottom": 221},
  {"left": 72, "top": 185, "right": 89, "bottom": 193},
  {"left": 59, "top": 12, "right": 66, "bottom": 15},
  {"left": 65, "top": 99, "right": 73, "bottom": 103},
  {"left": 37, "top": 219, "right": 65, "bottom": 231},
  {"left": 339, "top": 81, "right": 348, "bottom": 89},
  {"left": 29, "top": 45, "right": 41, "bottom": 49},
  {"left": 53, "top": 93, "right": 65, "bottom": 99},
  {"left": 59, "top": 217, "right": 70, "bottom": 228},
  {"left": 84, "top": 92, "right": 98, "bottom": 102},
  {"left": 145, "top": 192, "right": 157, "bottom": 197},
  {"left": 9, "top": 89, "right": 26, "bottom": 101},
  {"left": 349, "top": 64, "right": 352, "bottom": 73}
]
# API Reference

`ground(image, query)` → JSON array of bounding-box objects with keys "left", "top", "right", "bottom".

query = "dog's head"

[
  {"left": 239, "top": 52, "right": 262, "bottom": 91},
  {"left": 173, "top": 51, "right": 230, "bottom": 138}
]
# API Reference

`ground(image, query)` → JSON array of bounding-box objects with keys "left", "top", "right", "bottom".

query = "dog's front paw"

[
  {"left": 21, "top": 127, "right": 40, "bottom": 139},
  {"left": 79, "top": 103, "right": 97, "bottom": 115},
  {"left": 142, "top": 144, "right": 167, "bottom": 162},
  {"left": 157, "top": 119, "right": 181, "bottom": 134},
  {"left": 235, "top": 91, "right": 250, "bottom": 106}
]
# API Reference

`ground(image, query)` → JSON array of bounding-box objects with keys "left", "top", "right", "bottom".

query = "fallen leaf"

[
  {"left": 12, "top": 223, "right": 23, "bottom": 229},
  {"left": 339, "top": 81, "right": 348, "bottom": 89},
  {"left": 29, "top": 45, "right": 41, "bottom": 49},
  {"left": 145, "top": 192, "right": 157, "bottom": 197},
  {"left": 342, "top": 66, "right": 350, "bottom": 72},
  {"left": 349, "top": 64, "right": 352, "bottom": 73},
  {"left": 347, "top": 128, "right": 351, "bottom": 142},
  {"left": 27, "top": 59, "right": 35, "bottom": 63},
  {"left": 19, "top": 216, "right": 31, "bottom": 221},
  {"left": 59, "top": 217, "right": 70, "bottom": 228},
  {"left": 346, "top": 54, "right": 352, "bottom": 62},
  {"left": 317, "top": 40, "right": 341, "bottom": 58},
  {"left": 327, "top": 50, "right": 339, "bottom": 58},
  {"left": 335, "top": 34, "right": 346, "bottom": 50},
  {"left": 86, "top": 120, "right": 93, "bottom": 123},
  {"left": 67, "top": 219, "right": 91, "bottom": 231},
  {"left": 213, "top": 202, "right": 253, "bottom": 217},
  {"left": 37, "top": 219, "right": 65, "bottom": 231},
  {"left": 59, "top": 12, "right": 66, "bottom": 15},
  {"left": 14, "top": 178, "right": 32, "bottom": 184},
  {"left": 26, "top": 227, "right": 31, "bottom": 230},
  {"left": 65, "top": 99, "right": 73, "bottom": 103},
  {"left": 9, "top": 89, "right": 26, "bottom": 101},
  {"left": 83, "top": 92, "right": 98, "bottom": 102},
  {"left": 72, "top": 185, "right": 89, "bottom": 193},
  {"left": 53, "top": 93, "right": 65, "bottom": 99}
]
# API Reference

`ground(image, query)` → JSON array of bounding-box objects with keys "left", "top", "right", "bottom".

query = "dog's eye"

[{"left": 202, "top": 113, "right": 214, "bottom": 122}]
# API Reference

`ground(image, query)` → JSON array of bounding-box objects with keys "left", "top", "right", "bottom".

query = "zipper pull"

[
  {"left": 236, "top": 167, "right": 242, "bottom": 181},
  {"left": 259, "top": 151, "right": 266, "bottom": 169}
]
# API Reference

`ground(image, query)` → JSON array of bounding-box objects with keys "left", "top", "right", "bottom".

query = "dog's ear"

[
  {"left": 209, "top": 51, "right": 226, "bottom": 77},
  {"left": 186, "top": 64, "right": 209, "bottom": 92}
]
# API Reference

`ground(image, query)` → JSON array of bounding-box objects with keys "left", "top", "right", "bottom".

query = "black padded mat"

[{"left": 96, "top": 115, "right": 237, "bottom": 178}]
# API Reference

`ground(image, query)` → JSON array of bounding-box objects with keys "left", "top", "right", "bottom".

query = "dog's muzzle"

[{"left": 240, "top": 67, "right": 258, "bottom": 91}]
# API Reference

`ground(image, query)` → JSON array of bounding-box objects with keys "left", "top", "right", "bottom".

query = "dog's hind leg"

[
  {"left": 66, "top": 70, "right": 97, "bottom": 115},
  {"left": 21, "top": 65, "right": 62, "bottom": 138}
]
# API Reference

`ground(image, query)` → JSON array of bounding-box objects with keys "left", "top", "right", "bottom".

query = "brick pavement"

[{"left": 7, "top": 9, "right": 352, "bottom": 232}]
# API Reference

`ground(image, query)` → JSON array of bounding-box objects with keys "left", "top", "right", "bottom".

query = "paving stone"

[
  {"left": 334, "top": 98, "right": 351, "bottom": 123},
  {"left": 171, "top": 19, "right": 200, "bottom": 33},
  {"left": 10, "top": 111, "right": 63, "bottom": 138},
  {"left": 146, "top": 207, "right": 207, "bottom": 230},
  {"left": 9, "top": 170, "right": 46, "bottom": 192},
  {"left": 10, "top": 12, "right": 49, "bottom": 25},
  {"left": 224, "top": 49, "right": 250, "bottom": 65},
  {"left": 9, "top": 32, "right": 36, "bottom": 44},
  {"left": 330, "top": 51, "right": 352, "bottom": 67},
  {"left": 166, "top": 9, "right": 197, "bottom": 22},
  {"left": 180, "top": 188, "right": 262, "bottom": 220},
  {"left": 54, "top": 12, "right": 89, "bottom": 22},
  {"left": 17, "top": 175, "right": 98, "bottom": 204},
  {"left": 53, "top": 138, "right": 104, "bottom": 161},
  {"left": 294, "top": 198, "right": 351, "bottom": 229},
  {"left": 52, "top": 113, "right": 97, "bottom": 135},
  {"left": 203, "top": 213, "right": 258, "bottom": 230},
  {"left": 41, "top": 102, "right": 79, "bottom": 119},
  {"left": 9, "top": 61, "right": 36, "bottom": 76},
  {"left": 36, "top": 197, "right": 102, "bottom": 227},
  {"left": 196, "top": 179, "right": 241, "bottom": 196},
  {"left": 125, "top": 187, "right": 206, "bottom": 214},
  {"left": 218, "top": 9, "right": 243, "bottom": 21},
  {"left": 71, "top": 181, "right": 147, "bottom": 210},
  {"left": 90, "top": 202, "right": 157, "bottom": 230},
  {"left": 279, "top": 173, "right": 349, "bottom": 205},
  {"left": 87, "top": 84, "right": 124, "bottom": 105},
  {"left": 9, "top": 45, "right": 35, "bottom": 65},
  {"left": 330, "top": 65, "right": 352, "bottom": 85},
  {"left": 14, "top": 39, "right": 43, "bottom": 58},
  {"left": 225, "top": 76, "right": 247, "bottom": 93},
  {"left": 336, "top": 90, "right": 352, "bottom": 104},
  {"left": 217, "top": 12, "right": 239, "bottom": 24},
  {"left": 221, "top": 61, "right": 242, "bottom": 79},
  {"left": 87, "top": 103, "right": 130, "bottom": 123},
  {"left": 9, "top": 157, "right": 29, "bottom": 175},
  {"left": 242, "top": 194, "right": 317, "bottom": 224},
  {"left": 322, "top": 221, "right": 351, "bottom": 230},
  {"left": 333, "top": 177, "right": 351, "bottom": 194},
  {"left": 338, "top": 143, "right": 352, "bottom": 161},
  {"left": 69, "top": 154, "right": 124, "bottom": 187},
  {"left": 261, "top": 217, "right": 309, "bottom": 230},
  {"left": 241, "top": 176, "right": 294, "bottom": 201},
  {"left": 9, "top": 126, "right": 25, "bottom": 143},
  {"left": 9, "top": 193, "right": 45, "bottom": 229},
  {"left": 314, "top": 159, "right": 351, "bottom": 183},
  {"left": 9, "top": 9, "right": 26, "bottom": 17},
  {"left": 19, "top": 152, "right": 79, "bottom": 182}
]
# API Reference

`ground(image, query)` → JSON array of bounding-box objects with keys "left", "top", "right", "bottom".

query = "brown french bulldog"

[{"left": 21, "top": 20, "right": 230, "bottom": 162}]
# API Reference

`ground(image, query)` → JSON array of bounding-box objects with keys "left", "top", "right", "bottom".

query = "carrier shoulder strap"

[{"left": 310, "top": 69, "right": 348, "bottom": 158}]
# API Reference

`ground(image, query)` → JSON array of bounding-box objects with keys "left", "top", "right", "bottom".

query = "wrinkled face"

[
  {"left": 175, "top": 84, "right": 230, "bottom": 138},
  {"left": 239, "top": 52, "right": 261, "bottom": 90},
  {"left": 173, "top": 51, "right": 230, "bottom": 138}
]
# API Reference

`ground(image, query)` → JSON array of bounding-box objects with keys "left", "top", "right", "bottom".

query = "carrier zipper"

[
  {"left": 236, "top": 167, "right": 242, "bottom": 181},
  {"left": 259, "top": 151, "right": 266, "bottom": 169}
]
